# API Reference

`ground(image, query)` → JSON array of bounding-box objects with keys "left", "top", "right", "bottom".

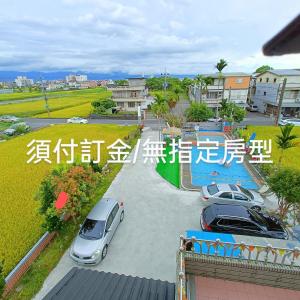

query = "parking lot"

[{"left": 34, "top": 128, "right": 204, "bottom": 299}]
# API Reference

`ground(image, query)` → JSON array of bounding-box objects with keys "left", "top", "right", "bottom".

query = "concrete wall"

[{"left": 185, "top": 255, "right": 300, "bottom": 291}]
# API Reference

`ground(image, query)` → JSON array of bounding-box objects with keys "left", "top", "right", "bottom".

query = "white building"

[
  {"left": 14, "top": 76, "right": 34, "bottom": 87},
  {"left": 66, "top": 74, "right": 88, "bottom": 82},
  {"left": 252, "top": 69, "right": 300, "bottom": 117},
  {"left": 108, "top": 78, "right": 153, "bottom": 111},
  {"left": 189, "top": 72, "right": 251, "bottom": 111}
]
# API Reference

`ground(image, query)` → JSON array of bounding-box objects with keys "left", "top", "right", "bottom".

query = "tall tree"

[
  {"left": 255, "top": 65, "right": 273, "bottom": 74},
  {"left": 215, "top": 59, "right": 228, "bottom": 114},
  {"left": 194, "top": 75, "right": 213, "bottom": 102},
  {"left": 267, "top": 168, "right": 300, "bottom": 219},
  {"left": 276, "top": 124, "right": 298, "bottom": 166}
]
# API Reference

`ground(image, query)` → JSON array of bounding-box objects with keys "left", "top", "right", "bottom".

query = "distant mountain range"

[{"left": 0, "top": 71, "right": 195, "bottom": 81}]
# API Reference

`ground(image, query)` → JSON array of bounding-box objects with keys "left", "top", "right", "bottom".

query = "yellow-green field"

[
  {"left": 244, "top": 125, "right": 300, "bottom": 169},
  {"left": 35, "top": 102, "right": 92, "bottom": 118},
  {"left": 0, "top": 87, "right": 107, "bottom": 102},
  {"left": 0, "top": 124, "right": 136, "bottom": 275},
  {"left": 0, "top": 88, "right": 111, "bottom": 117}
]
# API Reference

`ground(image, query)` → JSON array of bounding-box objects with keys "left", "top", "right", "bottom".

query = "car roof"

[
  {"left": 207, "top": 204, "right": 251, "bottom": 219},
  {"left": 87, "top": 197, "right": 118, "bottom": 221},
  {"left": 215, "top": 184, "right": 240, "bottom": 192}
]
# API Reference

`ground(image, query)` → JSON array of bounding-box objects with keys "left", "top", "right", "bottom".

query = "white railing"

[{"left": 180, "top": 235, "right": 300, "bottom": 265}]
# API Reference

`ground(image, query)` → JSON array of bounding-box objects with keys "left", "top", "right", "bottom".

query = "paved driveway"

[{"left": 34, "top": 128, "right": 203, "bottom": 299}]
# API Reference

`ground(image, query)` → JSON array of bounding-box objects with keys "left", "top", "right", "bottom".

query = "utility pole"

[
  {"left": 275, "top": 78, "right": 287, "bottom": 126},
  {"left": 161, "top": 68, "right": 169, "bottom": 99},
  {"left": 41, "top": 77, "right": 50, "bottom": 118}
]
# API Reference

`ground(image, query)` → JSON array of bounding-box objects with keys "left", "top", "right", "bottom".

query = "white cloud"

[{"left": 0, "top": 0, "right": 300, "bottom": 74}]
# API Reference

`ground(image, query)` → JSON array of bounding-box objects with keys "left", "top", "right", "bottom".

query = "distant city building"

[
  {"left": 189, "top": 72, "right": 251, "bottom": 110},
  {"left": 79, "top": 81, "right": 98, "bottom": 89},
  {"left": 252, "top": 69, "right": 300, "bottom": 117},
  {"left": 14, "top": 76, "right": 34, "bottom": 87},
  {"left": 66, "top": 74, "right": 88, "bottom": 82},
  {"left": 108, "top": 78, "right": 153, "bottom": 111}
]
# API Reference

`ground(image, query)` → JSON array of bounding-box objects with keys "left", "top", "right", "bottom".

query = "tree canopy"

[
  {"left": 185, "top": 102, "right": 213, "bottom": 122},
  {"left": 267, "top": 168, "right": 300, "bottom": 219},
  {"left": 255, "top": 65, "right": 273, "bottom": 74}
]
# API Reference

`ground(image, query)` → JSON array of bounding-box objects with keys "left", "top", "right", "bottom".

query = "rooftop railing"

[{"left": 176, "top": 235, "right": 300, "bottom": 300}]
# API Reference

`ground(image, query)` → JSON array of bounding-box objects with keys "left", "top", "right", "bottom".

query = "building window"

[
  {"left": 259, "top": 78, "right": 262, "bottom": 82},
  {"left": 266, "top": 78, "right": 269, "bottom": 83},
  {"left": 236, "top": 78, "right": 243, "bottom": 84},
  {"left": 264, "top": 92, "right": 267, "bottom": 96},
  {"left": 274, "top": 78, "right": 277, "bottom": 83},
  {"left": 130, "top": 91, "right": 137, "bottom": 98},
  {"left": 116, "top": 102, "right": 124, "bottom": 107},
  {"left": 128, "top": 102, "right": 135, "bottom": 108}
]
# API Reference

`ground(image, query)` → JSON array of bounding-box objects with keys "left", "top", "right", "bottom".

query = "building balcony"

[{"left": 177, "top": 236, "right": 300, "bottom": 300}]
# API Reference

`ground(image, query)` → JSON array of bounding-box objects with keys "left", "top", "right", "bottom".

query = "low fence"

[{"left": 3, "top": 231, "right": 56, "bottom": 297}]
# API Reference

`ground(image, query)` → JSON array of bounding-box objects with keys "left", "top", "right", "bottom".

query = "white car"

[
  {"left": 0, "top": 115, "right": 20, "bottom": 122},
  {"left": 67, "top": 117, "right": 88, "bottom": 124},
  {"left": 201, "top": 183, "right": 265, "bottom": 210},
  {"left": 246, "top": 105, "right": 259, "bottom": 112},
  {"left": 70, "top": 198, "right": 124, "bottom": 265},
  {"left": 278, "top": 118, "right": 300, "bottom": 126},
  {"left": 208, "top": 117, "right": 222, "bottom": 122}
]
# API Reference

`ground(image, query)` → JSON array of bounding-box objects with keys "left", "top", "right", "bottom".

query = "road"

[
  {"left": 23, "top": 110, "right": 274, "bottom": 133},
  {"left": 34, "top": 128, "right": 203, "bottom": 299},
  {"left": 241, "top": 112, "right": 275, "bottom": 126},
  {"left": 24, "top": 117, "right": 161, "bottom": 130}
]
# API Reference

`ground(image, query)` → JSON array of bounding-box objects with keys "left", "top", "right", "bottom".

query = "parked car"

[
  {"left": 208, "top": 117, "right": 222, "bottom": 122},
  {"left": 70, "top": 198, "right": 124, "bottom": 265},
  {"left": 200, "top": 203, "right": 288, "bottom": 239},
  {"left": 246, "top": 105, "right": 259, "bottom": 112},
  {"left": 67, "top": 117, "right": 88, "bottom": 124},
  {"left": 201, "top": 184, "right": 264, "bottom": 210},
  {"left": 278, "top": 118, "right": 300, "bottom": 126},
  {"left": 3, "top": 122, "right": 30, "bottom": 136},
  {"left": 0, "top": 115, "right": 20, "bottom": 122}
]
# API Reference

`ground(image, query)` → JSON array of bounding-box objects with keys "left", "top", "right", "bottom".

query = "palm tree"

[
  {"left": 215, "top": 59, "right": 228, "bottom": 98},
  {"left": 276, "top": 124, "right": 298, "bottom": 166},
  {"left": 194, "top": 75, "right": 213, "bottom": 102}
]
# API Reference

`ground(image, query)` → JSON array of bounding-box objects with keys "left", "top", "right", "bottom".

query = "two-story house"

[
  {"left": 189, "top": 73, "right": 251, "bottom": 111},
  {"left": 108, "top": 78, "right": 153, "bottom": 112},
  {"left": 252, "top": 69, "right": 300, "bottom": 117}
]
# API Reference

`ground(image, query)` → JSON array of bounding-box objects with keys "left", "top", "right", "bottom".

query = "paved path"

[
  {"left": 34, "top": 128, "right": 203, "bottom": 299},
  {"left": 24, "top": 118, "right": 160, "bottom": 130}
]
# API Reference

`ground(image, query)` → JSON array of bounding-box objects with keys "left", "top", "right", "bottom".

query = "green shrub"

[
  {"left": 185, "top": 102, "right": 213, "bottom": 122},
  {"left": 0, "top": 261, "right": 4, "bottom": 297},
  {"left": 15, "top": 124, "right": 30, "bottom": 135},
  {"left": 164, "top": 113, "right": 183, "bottom": 128},
  {"left": 36, "top": 164, "right": 101, "bottom": 230}
]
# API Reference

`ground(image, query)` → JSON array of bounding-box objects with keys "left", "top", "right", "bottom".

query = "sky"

[{"left": 0, "top": 0, "right": 300, "bottom": 75}]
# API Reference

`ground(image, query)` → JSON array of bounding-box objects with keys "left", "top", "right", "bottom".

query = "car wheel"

[
  {"left": 120, "top": 211, "right": 124, "bottom": 222},
  {"left": 251, "top": 206, "right": 261, "bottom": 212},
  {"left": 102, "top": 245, "right": 108, "bottom": 259}
]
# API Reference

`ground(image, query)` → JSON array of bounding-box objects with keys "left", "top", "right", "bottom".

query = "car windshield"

[
  {"left": 207, "top": 184, "right": 219, "bottom": 195},
  {"left": 79, "top": 219, "right": 105, "bottom": 240},
  {"left": 249, "top": 210, "right": 268, "bottom": 227},
  {"left": 239, "top": 186, "right": 254, "bottom": 200}
]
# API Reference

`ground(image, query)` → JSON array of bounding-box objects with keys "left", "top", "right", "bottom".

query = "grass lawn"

[
  {"left": 0, "top": 122, "right": 11, "bottom": 131},
  {"left": 0, "top": 88, "right": 111, "bottom": 117},
  {"left": 243, "top": 125, "right": 300, "bottom": 170},
  {"left": 156, "top": 145, "right": 180, "bottom": 188},
  {"left": 0, "top": 124, "right": 137, "bottom": 277}
]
